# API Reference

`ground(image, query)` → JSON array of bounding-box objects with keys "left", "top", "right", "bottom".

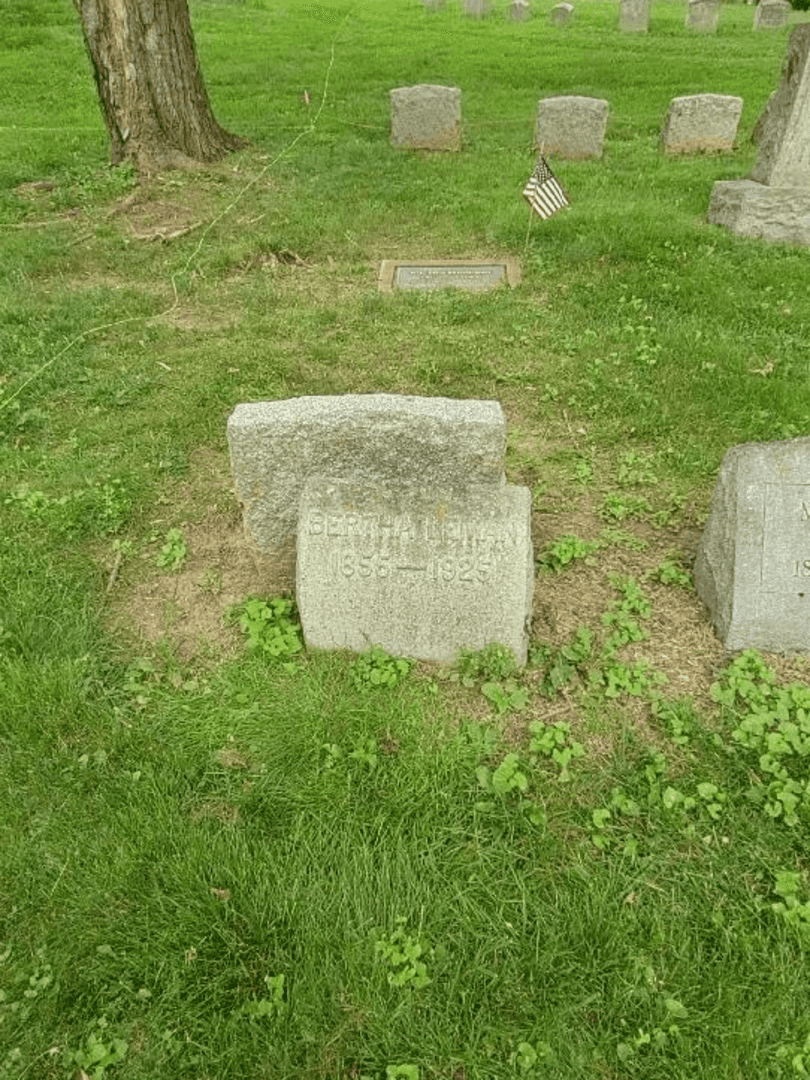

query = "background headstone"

[
  {"left": 662, "top": 94, "right": 743, "bottom": 154},
  {"left": 391, "top": 85, "right": 462, "bottom": 151},
  {"left": 754, "top": 0, "right": 791, "bottom": 29},
  {"left": 297, "top": 477, "right": 534, "bottom": 665},
  {"left": 708, "top": 25, "right": 810, "bottom": 244},
  {"left": 685, "top": 0, "right": 720, "bottom": 32},
  {"left": 509, "top": 0, "right": 531, "bottom": 19},
  {"left": 619, "top": 0, "right": 649, "bottom": 32},
  {"left": 550, "top": 3, "right": 574, "bottom": 26},
  {"left": 535, "top": 96, "right": 609, "bottom": 158},
  {"left": 227, "top": 395, "right": 508, "bottom": 591},
  {"left": 423, "top": 0, "right": 446, "bottom": 8},
  {"left": 694, "top": 437, "right": 810, "bottom": 654},
  {"left": 464, "top": 0, "right": 490, "bottom": 15}
]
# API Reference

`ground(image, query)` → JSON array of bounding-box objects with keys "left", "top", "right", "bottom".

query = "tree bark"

[{"left": 73, "top": 0, "right": 248, "bottom": 174}]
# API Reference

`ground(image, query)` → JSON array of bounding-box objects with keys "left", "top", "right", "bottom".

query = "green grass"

[{"left": 3, "top": 0, "right": 810, "bottom": 1076}]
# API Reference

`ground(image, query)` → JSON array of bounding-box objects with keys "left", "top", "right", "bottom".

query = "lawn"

[{"left": 2, "top": 0, "right": 810, "bottom": 1077}]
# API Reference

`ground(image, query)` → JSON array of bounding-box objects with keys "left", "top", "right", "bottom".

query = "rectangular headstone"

[
  {"left": 619, "top": 0, "right": 649, "bottom": 32},
  {"left": 535, "top": 96, "right": 609, "bottom": 158},
  {"left": 227, "top": 395, "right": 507, "bottom": 592},
  {"left": 391, "top": 85, "right": 461, "bottom": 151},
  {"left": 296, "top": 477, "right": 534, "bottom": 664},
  {"left": 464, "top": 0, "right": 490, "bottom": 15},
  {"left": 685, "top": 0, "right": 720, "bottom": 32},
  {"left": 662, "top": 94, "right": 743, "bottom": 154},
  {"left": 510, "top": 0, "right": 531, "bottom": 19},
  {"left": 754, "top": 0, "right": 791, "bottom": 29},
  {"left": 378, "top": 259, "right": 521, "bottom": 293},
  {"left": 550, "top": 2, "right": 574, "bottom": 25},
  {"left": 694, "top": 437, "right": 810, "bottom": 653}
]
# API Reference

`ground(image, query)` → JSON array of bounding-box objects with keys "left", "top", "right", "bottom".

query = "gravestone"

[
  {"left": 693, "top": 437, "right": 810, "bottom": 654},
  {"left": 227, "top": 395, "right": 508, "bottom": 592},
  {"left": 297, "top": 477, "right": 534, "bottom": 664},
  {"left": 464, "top": 0, "right": 489, "bottom": 15},
  {"left": 708, "top": 25, "right": 810, "bottom": 245},
  {"left": 509, "top": 0, "right": 531, "bottom": 19},
  {"left": 619, "top": 0, "right": 649, "bottom": 32},
  {"left": 423, "top": 0, "right": 446, "bottom": 8},
  {"left": 535, "top": 96, "right": 609, "bottom": 158},
  {"left": 662, "top": 94, "right": 743, "bottom": 154},
  {"left": 754, "top": 0, "right": 791, "bottom": 29},
  {"left": 550, "top": 2, "right": 574, "bottom": 26},
  {"left": 391, "top": 85, "right": 462, "bottom": 151},
  {"left": 685, "top": 0, "right": 720, "bottom": 32},
  {"left": 378, "top": 258, "right": 521, "bottom": 293}
]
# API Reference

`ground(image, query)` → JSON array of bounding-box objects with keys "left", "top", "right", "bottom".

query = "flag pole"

[{"left": 523, "top": 142, "right": 544, "bottom": 256}]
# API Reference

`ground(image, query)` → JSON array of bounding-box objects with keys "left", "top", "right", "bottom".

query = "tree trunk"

[{"left": 73, "top": 0, "right": 248, "bottom": 174}]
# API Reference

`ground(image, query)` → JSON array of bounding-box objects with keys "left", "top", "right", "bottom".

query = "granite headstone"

[
  {"left": 662, "top": 94, "right": 743, "bottom": 154},
  {"left": 297, "top": 476, "right": 534, "bottom": 664},
  {"left": 708, "top": 25, "right": 810, "bottom": 245},
  {"left": 535, "top": 96, "right": 609, "bottom": 158},
  {"left": 391, "top": 85, "right": 462, "bottom": 151},
  {"left": 694, "top": 437, "right": 810, "bottom": 654}
]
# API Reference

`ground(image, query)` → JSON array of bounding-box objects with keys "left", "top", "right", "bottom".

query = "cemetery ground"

[{"left": 3, "top": 0, "right": 810, "bottom": 1076}]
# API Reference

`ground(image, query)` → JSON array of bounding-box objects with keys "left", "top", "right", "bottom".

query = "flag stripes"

[{"left": 523, "top": 155, "right": 569, "bottom": 220}]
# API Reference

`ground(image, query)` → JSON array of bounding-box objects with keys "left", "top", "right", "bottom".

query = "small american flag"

[{"left": 523, "top": 155, "right": 569, "bottom": 220}]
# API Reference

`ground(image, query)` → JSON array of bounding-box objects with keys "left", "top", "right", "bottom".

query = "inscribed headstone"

[
  {"left": 754, "top": 0, "right": 791, "bottom": 29},
  {"left": 662, "top": 94, "right": 743, "bottom": 154},
  {"left": 708, "top": 25, "right": 810, "bottom": 245},
  {"left": 619, "top": 0, "right": 649, "bottom": 32},
  {"left": 391, "top": 85, "right": 462, "bottom": 151},
  {"left": 510, "top": 0, "right": 531, "bottom": 19},
  {"left": 535, "top": 96, "right": 609, "bottom": 158},
  {"left": 685, "top": 0, "right": 720, "bottom": 32},
  {"left": 227, "top": 395, "right": 507, "bottom": 591},
  {"left": 378, "top": 259, "right": 521, "bottom": 293},
  {"left": 550, "top": 3, "right": 574, "bottom": 26},
  {"left": 296, "top": 477, "right": 534, "bottom": 664},
  {"left": 694, "top": 437, "right": 810, "bottom": 654}
]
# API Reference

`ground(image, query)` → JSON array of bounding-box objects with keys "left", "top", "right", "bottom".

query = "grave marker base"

[{"left": 708, "top": 180, "right": 810, "bottom": 246}]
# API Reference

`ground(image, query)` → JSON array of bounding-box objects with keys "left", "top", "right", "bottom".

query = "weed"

[
  {"left": 374, "top": 916, "right": 431, "bottom": 989},
  {"left": 713, "top": 651, "right": 810, "bottom": 826},
  {"left": 456, "top": 642, "right": 517, "bottom": 683},
  {"left": 598, "top": 527, "right": 649, "bottom": 552},
  {"left": 476, "top": 752, "right": 546, "bottom": 825},
  {"left": 351, "top": 645, "right": 411, "bottom": 690},
  {"left": 62, "top": 1017, "right": 128, "bottom": 1080},
  {"left": 598, "top": 493, "right": 651, "bottom": 523},
  {"left": 386, "top": 1067, "right": 419, "bottom": 1080},
  {"left": 532, "top": 626, "right": 593, "bottom": 698},
  {"left": 155, "top": 527, "right": 187, "bottom": 571},
  {"left": 528, "top": 721, "right": 585, "bottom": 783},
  {"left": 230, "top": 597, "right": 303, "bottom": 665},
  {"left": 241, "top": 973, "right": 287, "bottom": 1021},
  {"left": 646, "top": 556, "right": 692, "bottom": 589},
  {"left": 481, "top": 678, "right": 529, "bottom": 715},
  {"left": 537, "top": 533, "right": 599, "bottom": 573}
]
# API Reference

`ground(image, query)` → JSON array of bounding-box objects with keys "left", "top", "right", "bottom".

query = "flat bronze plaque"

[{"left": 378, "top": 259, "right": 520, "bottom": 293}]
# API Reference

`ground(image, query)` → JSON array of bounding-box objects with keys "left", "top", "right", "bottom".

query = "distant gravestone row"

[
  {"left": 390, "top": 86, "right": 747, "bottom": 158},
  {"left": 228, "top": 396, "right": 534, "bottom": 665},
  {"left": 709, "top": 24, "right": 810, "bottom": 246},
  {"left": 421, "top": 0, "right": 793, "bottom": 32}
]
